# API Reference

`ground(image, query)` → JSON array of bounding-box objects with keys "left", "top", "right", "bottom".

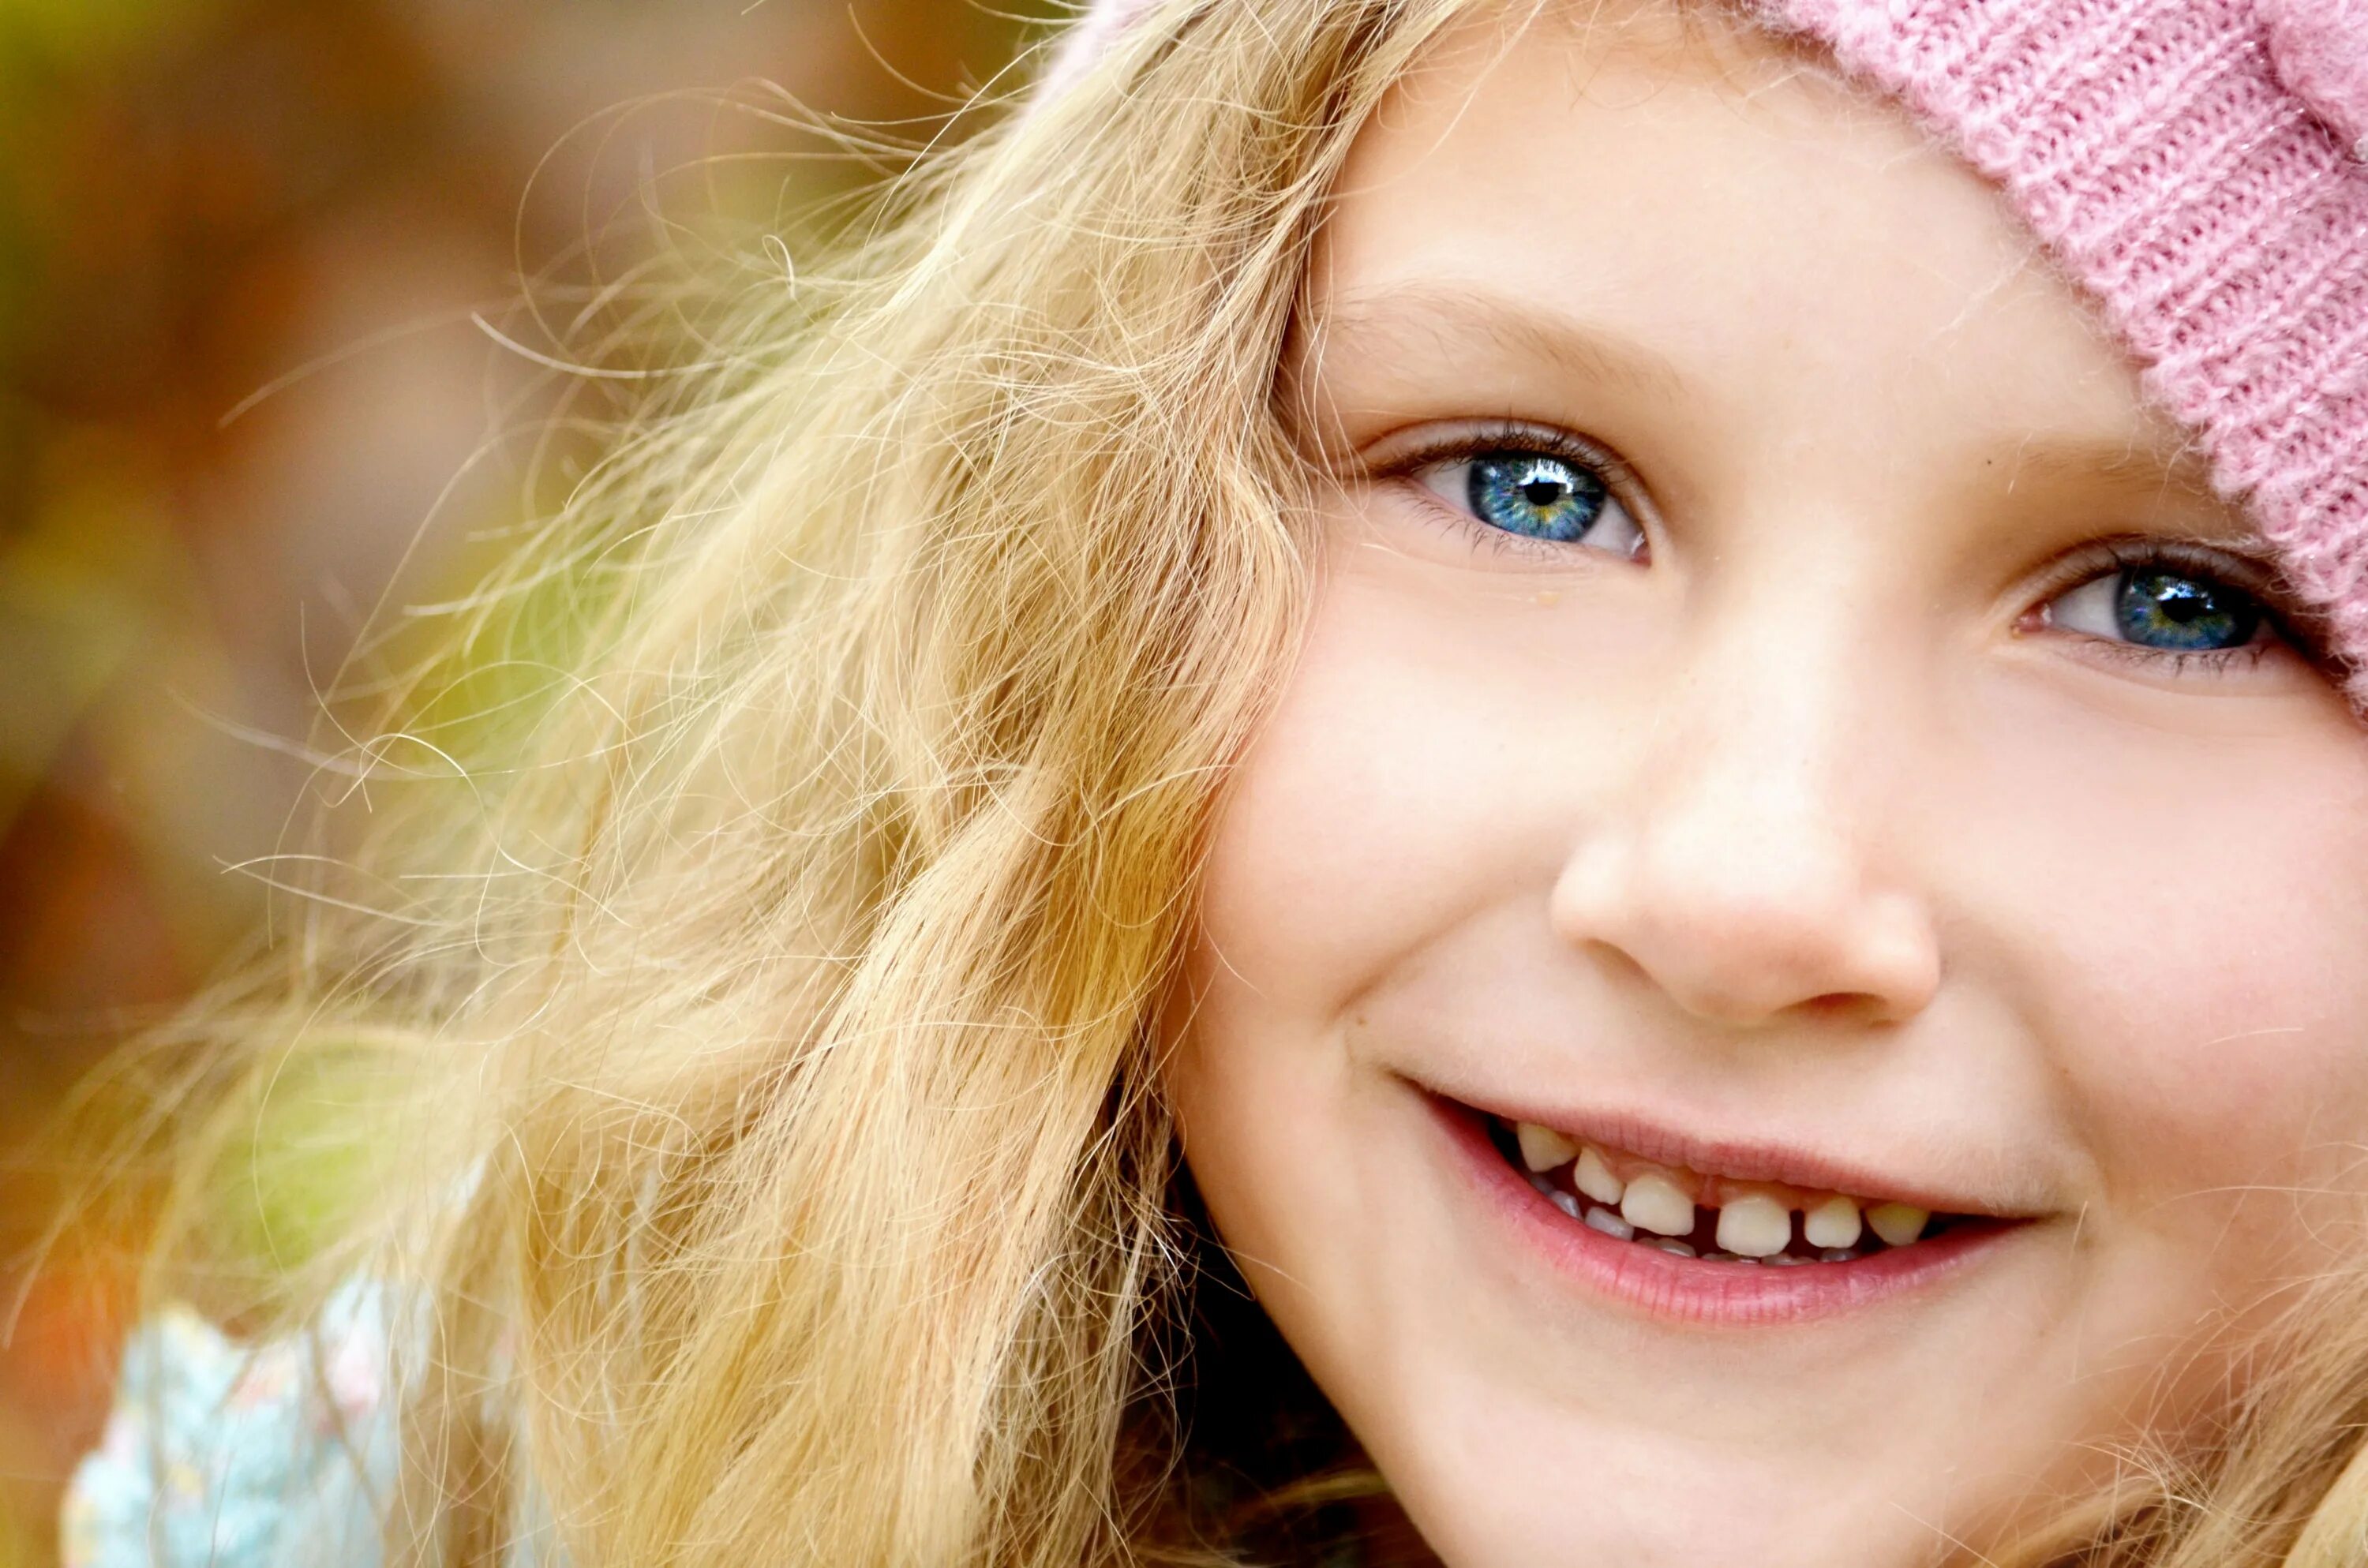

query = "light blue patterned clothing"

[{"left": 62, "top": 1280, "right": 406, "bottom": 1568}]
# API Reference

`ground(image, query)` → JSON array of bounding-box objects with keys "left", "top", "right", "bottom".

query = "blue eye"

[
  {"left": 1471, "top": 451, "right": 1606, "bottom": 541},
  {"left": 1421, "top": 447, "right": 1643, "bottom": 556},
  {"left": 2046, "top": 562, "right": 2267, "bottom": 653},
  {"left": 2112, "top": 568, "right": 2260, "bottom": 650}
]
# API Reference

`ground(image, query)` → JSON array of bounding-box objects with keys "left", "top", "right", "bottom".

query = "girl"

[{"left": 61, "top": 0, "right": 2368, "bottom": 1562}]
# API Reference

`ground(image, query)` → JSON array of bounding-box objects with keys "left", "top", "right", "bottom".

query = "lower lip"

[{"left": 1429, "top": 1096, "right": 2021, "bottom": 1327}]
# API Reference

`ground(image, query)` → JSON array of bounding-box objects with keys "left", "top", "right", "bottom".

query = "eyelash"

[
  {"left": 2020, "top": 537, "right": 2320, "bottom": 676},
  {"left": 1382, "top": 421, "right": 1650, "bottom": 563},
  {"left": 1379, "top": 424, "right": 2326, "bottom": 679}
]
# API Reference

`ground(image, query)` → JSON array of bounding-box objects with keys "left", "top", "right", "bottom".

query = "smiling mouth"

[{"left": 1478, "top": 1112, "right": 2011, "bottom": 1267}]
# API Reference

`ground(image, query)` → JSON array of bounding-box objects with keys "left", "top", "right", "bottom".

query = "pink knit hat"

[{"left": 1048, "top": 0, "right": 2368, "bottom": 699}]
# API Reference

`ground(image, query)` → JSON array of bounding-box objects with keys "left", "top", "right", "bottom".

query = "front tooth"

[
  {"left": 1866, "top": 1202, "right": 1931, "bottom": 1247},
  {"left": 1802, "top": 1195, "right": 1864, "bottom": 1251},
  {"left": 1516, "top": 1121, "right": 1581, "bottom": 1172},
  {"left": 1714, "top": 1193, "right": 1792, "bottom": 1258},
  {"left": 1620, "top": 1170, "right": 1695, "bottom": 1237},
  {"left": 1643, "top": 1237, "right": 1696, "bottom": 1258},
  {"left": 1583, "top": 1205, "right": 1634, "bottom": 1241},
  {"left": 1549, "top": 1191, "right": 1581, "bottom": 1219},
  {"left": 1573, "top": 1147, "right": 1625, "bottom": 1205}
]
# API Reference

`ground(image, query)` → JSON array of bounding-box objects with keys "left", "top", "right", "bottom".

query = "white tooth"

[
  {"left": 1714, "top": 1193, "right": 1792, "bottom": 1258},
  {"left": 1818, "top": 1248, "right": 1860, "bottom": 1263},
  {"left": 1620, "top": 1170, "right": 1695, "bottom": 1237},
  {"left": 1643, "top": 1237, "right": 1696, "bottom": 1258},
  {"left": 1766, "top": 1254, "right": 1812, "bottom": 1267},
  {"left": 1516, "top": 1121, "right": 1582, "bottom": 1173},
  {"left": 1549, "top": 1190, "right": 1581, "bottom": 1219},
  {"left": 1803, "top": 1195, "right": 1864, "bottom": 1251},
  {"left": 1866, "top": 1202, "right": 1931, "bottom": 1248},
  {"left": 1583, "top": 1206, "right": 1634, "bottom": 1241},
  {"left": 1573, "top": 1147, "right": 1625, "bottom": 1205}
]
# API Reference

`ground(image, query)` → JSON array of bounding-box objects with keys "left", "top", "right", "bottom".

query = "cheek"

[
  {"left": 2066, "top": 930, "right": 2368, "bottom": 1282},
  {"left": 1188, "top": 541, "right": 1650, "bottom": 1021},
  {"left": 1169, "top": 541, "right": 1621, "bottom": 1349},
  {"left": 1167, "top": 571, "right": 1463, "bottom": 1288},
  {"left": 1970, "top": 711, "right": 2368, "bottom": 1284}
]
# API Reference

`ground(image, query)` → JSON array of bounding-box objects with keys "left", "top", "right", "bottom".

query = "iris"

[
  {"left": 1467, "top": 451, "right": 1609, "bottom": 544},
  {"left": 2115, "top": 567, "right": 2259, "bottom": 652}
]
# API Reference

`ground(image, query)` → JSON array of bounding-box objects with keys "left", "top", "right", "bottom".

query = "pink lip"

[{"left": 1429, "top": 1098, "right": 2026, "bottom": 1327}]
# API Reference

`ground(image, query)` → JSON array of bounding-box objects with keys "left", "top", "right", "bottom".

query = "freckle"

[{"left": 1534, "top": 589, "right": 1561, "bottom": 607}]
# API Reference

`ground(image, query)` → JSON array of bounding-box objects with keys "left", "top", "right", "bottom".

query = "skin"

[{"left": 1163, "top": 6, "right": 2368, "bottom": 1566}]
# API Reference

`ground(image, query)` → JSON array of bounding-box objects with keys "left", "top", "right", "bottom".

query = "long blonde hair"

[{"left": 129, "top": 2, "right": 2368, "bottom": 1564}]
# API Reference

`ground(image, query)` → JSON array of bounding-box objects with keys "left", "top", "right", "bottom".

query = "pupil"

[{"left": 1522, "top": 479, "right": 1565, "bottom": 507}]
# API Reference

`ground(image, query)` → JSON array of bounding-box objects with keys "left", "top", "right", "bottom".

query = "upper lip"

[{"left": 1429, "top": 1083, "right": 2046, "bottom": 1218}]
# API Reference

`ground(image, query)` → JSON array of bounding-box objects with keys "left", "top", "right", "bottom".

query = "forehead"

[{"left": 1301, "top": 0, "right": 2224, "bottom": 513}]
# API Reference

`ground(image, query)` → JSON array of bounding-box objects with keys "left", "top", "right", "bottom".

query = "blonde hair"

[{"left": 127, "top": 2, "right": 2368, "bottom": 1564}]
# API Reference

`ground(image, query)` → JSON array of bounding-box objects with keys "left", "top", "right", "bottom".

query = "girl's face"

[{"left": 1165, "top": 6, "right": 2368, "bottom": 1566}]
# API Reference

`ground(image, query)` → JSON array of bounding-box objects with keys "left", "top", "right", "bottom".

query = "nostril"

[
  {"left": 1791, "top": 986, "right": 1915, "bottom": 1031},
  {"left": 1574, "top": 936, "right": 1652, "bottom": 990},
  {"left": 1799, "top": 990, "right": 1882, "bottom": 1021}
]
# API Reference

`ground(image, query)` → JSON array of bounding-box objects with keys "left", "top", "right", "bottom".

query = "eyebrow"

[
  {"left": 1297, "top": 282, "right": 1692, "bottom": 405},
  {"left": 1999, "top": 434, "right": 2217, "bottom": 499},
  {"left": 1994, "top": 434, "right": 2259, "bottom": 547}
]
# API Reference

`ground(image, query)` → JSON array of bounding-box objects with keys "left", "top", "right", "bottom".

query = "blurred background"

[{"left": 0, "top": 1, "right": 1047, "bottom": 1559}]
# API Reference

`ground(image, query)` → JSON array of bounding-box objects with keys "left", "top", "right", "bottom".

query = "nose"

[{"left": 1549, "top": 625, "right": 1942, "bottom": 1031}]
